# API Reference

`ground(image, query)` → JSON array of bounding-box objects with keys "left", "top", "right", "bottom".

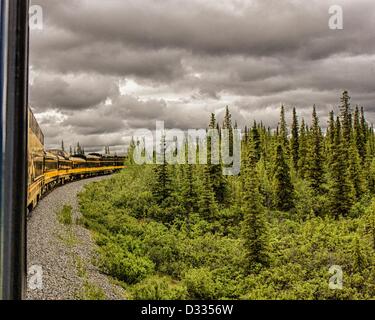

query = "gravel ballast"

[{"left": 26, "top": 175, "right": 126, "bottom": 300}]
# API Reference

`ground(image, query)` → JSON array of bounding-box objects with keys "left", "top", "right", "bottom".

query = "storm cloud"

[{"left": 29, "top": 0, "right": 375, "bottom": 153}]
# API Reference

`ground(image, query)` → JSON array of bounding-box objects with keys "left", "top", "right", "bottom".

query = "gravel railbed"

[{"left": 26, "top": 175, "right": 126, "bottom": 300}]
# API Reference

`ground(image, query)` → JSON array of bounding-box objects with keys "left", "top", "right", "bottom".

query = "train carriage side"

[
  {"left": 27, "top": 108, "right": 45, "bottom": 212},
  {"left": 48, "top": 149, "right": 72, "bottom": 184},
  {"left": 43, "top": 152, "right": 59, "bottom": 190},
  {"left": 69, "top": 155, "right": 87, "bottom": 179},
  {"left": 27, "top": 108, "right": 127, "bottom": 212}
]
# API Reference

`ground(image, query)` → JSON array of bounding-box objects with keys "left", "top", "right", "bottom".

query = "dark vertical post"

[
  {"left": 0, "top": 0, "right": 4, "bottom": 300},
  {"left": 1, "top": 0, "right": 29, "bottom": 300}
]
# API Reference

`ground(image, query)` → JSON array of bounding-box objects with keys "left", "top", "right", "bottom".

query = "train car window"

[
  {"left": 58, "top": 160, "right": 70, "bottom": 170},
  {"left": 34, "top": 157, "right": 43, "bottom": 178},
  {"left": 0, "top": 0, "right": 29, "bottom": 300},
  {"left": 45, "top": 159, "right": 57, "bottom": 172}
]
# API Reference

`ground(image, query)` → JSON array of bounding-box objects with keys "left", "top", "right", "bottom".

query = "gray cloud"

[
  {"left": 30, "top": 72, "right": 118, "bottom": 111},
  {"left": 30, "top": 0, "right": 375, "bottom": 153},
  {"left": 32, "top": 0, "right": 375, "bottom": 59}
]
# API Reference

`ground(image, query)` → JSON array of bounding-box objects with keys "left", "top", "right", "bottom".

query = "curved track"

[{"left": 26, "top": 175, "right": 125, "bottom": 300}]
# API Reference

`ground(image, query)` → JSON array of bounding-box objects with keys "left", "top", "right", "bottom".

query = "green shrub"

[
  {"left": 78, "top": 167, "right": 375, "bottom": 300},
  {"left": 183, "top": 268, "right": 221, "bottom": 300},
  {"left": 131, "top": 276, "right": 187, "bottom": 300},
  {"left": 80, "top": 281, "right": 107, "bottom": 300},
  {"left": 97, "top": 243, "right": 154, "bottom": 284},
  {"left": 293, "top": 180, "right": 315, "bottom": 220},
  {"left": 57, "top": 205, "right": 73, "bottom": 225}
]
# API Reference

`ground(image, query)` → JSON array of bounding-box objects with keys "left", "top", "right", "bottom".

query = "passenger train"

[
  {"left": 27, "top": 108, "right": 126, "bottom": 212},
  {"left": 1, "top": 0, "right": 125, "bottom": 299}
]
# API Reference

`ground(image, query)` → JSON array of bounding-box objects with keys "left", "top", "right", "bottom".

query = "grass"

[
  {"left": 57, "top": 231, "right": 78, "bottom": 247},
  {"left": 57, "top": 205, "right": 73, "bottom": 225},
  {"left": 74, "top": 255, "right": 107, "bottom": 300},
  {"left": 80, "top": 281, "right": 107, "bottom": 300},
  {"left": 75, "top": 256, "right": 87, "bottom": 278}
]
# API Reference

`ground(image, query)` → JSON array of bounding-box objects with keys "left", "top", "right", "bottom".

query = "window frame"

[{"left": 0, "top": 0, "right": 29, "bottom": 300}]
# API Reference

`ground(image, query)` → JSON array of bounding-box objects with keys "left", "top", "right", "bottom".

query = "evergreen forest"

[{"left": 79, "top": 91, "right": 375, "bottom": 299}]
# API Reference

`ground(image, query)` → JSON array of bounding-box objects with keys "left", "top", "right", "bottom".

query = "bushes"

[
  {"left": 142, "top": 223, "right": 182, "bottom": 276},
  {"left": 78, "top": 168, "right": 375, "bottom": 300},
  {"left": 113, "top": 191, "right": 154, "bottom": 219},
  {"left": 130, "top": 276, "right": 187, "bottom": 300},
  {"left": 183, "top": 268, "right": 221, "bottom": 300},
  {"left": 97, "top": 243, "right": 154, "bottom": 284},
  {"left": 293, "top": 180, "right": 315, "bottom": 219}
]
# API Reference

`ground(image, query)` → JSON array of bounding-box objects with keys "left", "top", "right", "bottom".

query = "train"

[{"left": 27, "top": 108, "right": 126, "bottom": 212}]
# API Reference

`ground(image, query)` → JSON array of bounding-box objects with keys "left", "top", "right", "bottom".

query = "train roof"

[
  {"left": 88, "top": 153, "right": 102, "bottom": 157},
  {"left": 69, "top": 156, "right": 86, "bottom": 163},
  {"left": 44, "top": 151, "right": 58, "bottom": 160},
  {"left": 57, "top": 155, "right": 70, "bottom": 161},
  {"left": 47, "top": 149, "right": 70, "bottom": 160},
  {"left": 102, "top": 154, "right": 125, "bottom": 159},
  {"left": 86, "top": 154, "right": 101, "bottom": 160},
  {"left": 70, "top": 154, "right": 86, "bottom": 160}
]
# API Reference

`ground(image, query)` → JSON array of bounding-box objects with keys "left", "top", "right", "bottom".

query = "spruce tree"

[
  {"left": 297, "top": 118, "right": 308, "bottom": 178},
  {"left": 273, "top": 144, "right": 294, "bottom": 211},
  {"left": 223, "top": 106, "right": 233, "bottom": 157},
  {"left": 326, "top": 111, "right": 336, "bottom": 165},
  {"left": 251, "top": 121, "right": 261, "bottom": 162},
  {"left": 199, "top": 166, "right": 218, "bottom": 221},
  {"left": 360, "top": 107, "right": 368, "bottom": 145},
  {"left": 351, "top": 237, "right": 368, "bottom": 272},
  {"left": 354, "top": 105, "right": 366, "bottom": 163},
  {"left": 290, "top": 107, "right": 299, "bottom": 171},
  {"left": 210, "top": 165, "right": 227, "bottom": 205},
  {"left": 207, "top": 113, "right": 227, "bottom": 204},
  {"left": 306, "top": 106, "right": 325, "bottom": 194},
  {"left": 153, "top": 135, "right": 172, "bottom": 205},
  {"left": 241, "top": 142, "right": 270, "bottom": 269},
  {"left": 180, "top": 164, "right": 198, "bottom": 222},
  {"left": 340, "top": 90, "right": 352, "bottom": 145},
  {"left": 366, "top": 135, "right": 375, "bottom": 193},
  {"left": 328, "top": 110, "right": 336, "bottom": 142},
  {"left": 209, "top": 113, "right": 216, "bottom": 129},
  {"left": 126, "top": 138, "right": 136, "bottom": 165},
  {"left": 348, "top": 144, "right": 366, "bottom": 200},
  {"left": 244, "top": 125, "right": 249, "bottom": 142},
  {"left": 257, "top": 157, "right": 273, "bottom": 209},
  {"left": 279, "top": 105, "right": 289, "bottom": 153},
  {"left": 328, "top": 117, "right": 354, "bottom": 218}
]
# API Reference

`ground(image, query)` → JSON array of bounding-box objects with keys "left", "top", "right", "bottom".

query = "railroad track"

[{"left": 26, "top": 175, "right": 125, "bottom": 300}]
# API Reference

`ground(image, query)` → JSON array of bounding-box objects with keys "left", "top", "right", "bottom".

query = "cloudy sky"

[{"left": 29, "top": 0, "right": 375, "bottom": 154}]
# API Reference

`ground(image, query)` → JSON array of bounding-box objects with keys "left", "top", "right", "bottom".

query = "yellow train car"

[
  {"left": 27, "top": 107, "right": 126, "bottom": 212},
  {"left": 27, "top": 108, "right": 45, "bottom": 211}
]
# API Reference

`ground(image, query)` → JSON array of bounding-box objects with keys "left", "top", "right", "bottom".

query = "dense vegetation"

[{"left": 79, "top": 91, "right": 375, "bottom": 299}]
